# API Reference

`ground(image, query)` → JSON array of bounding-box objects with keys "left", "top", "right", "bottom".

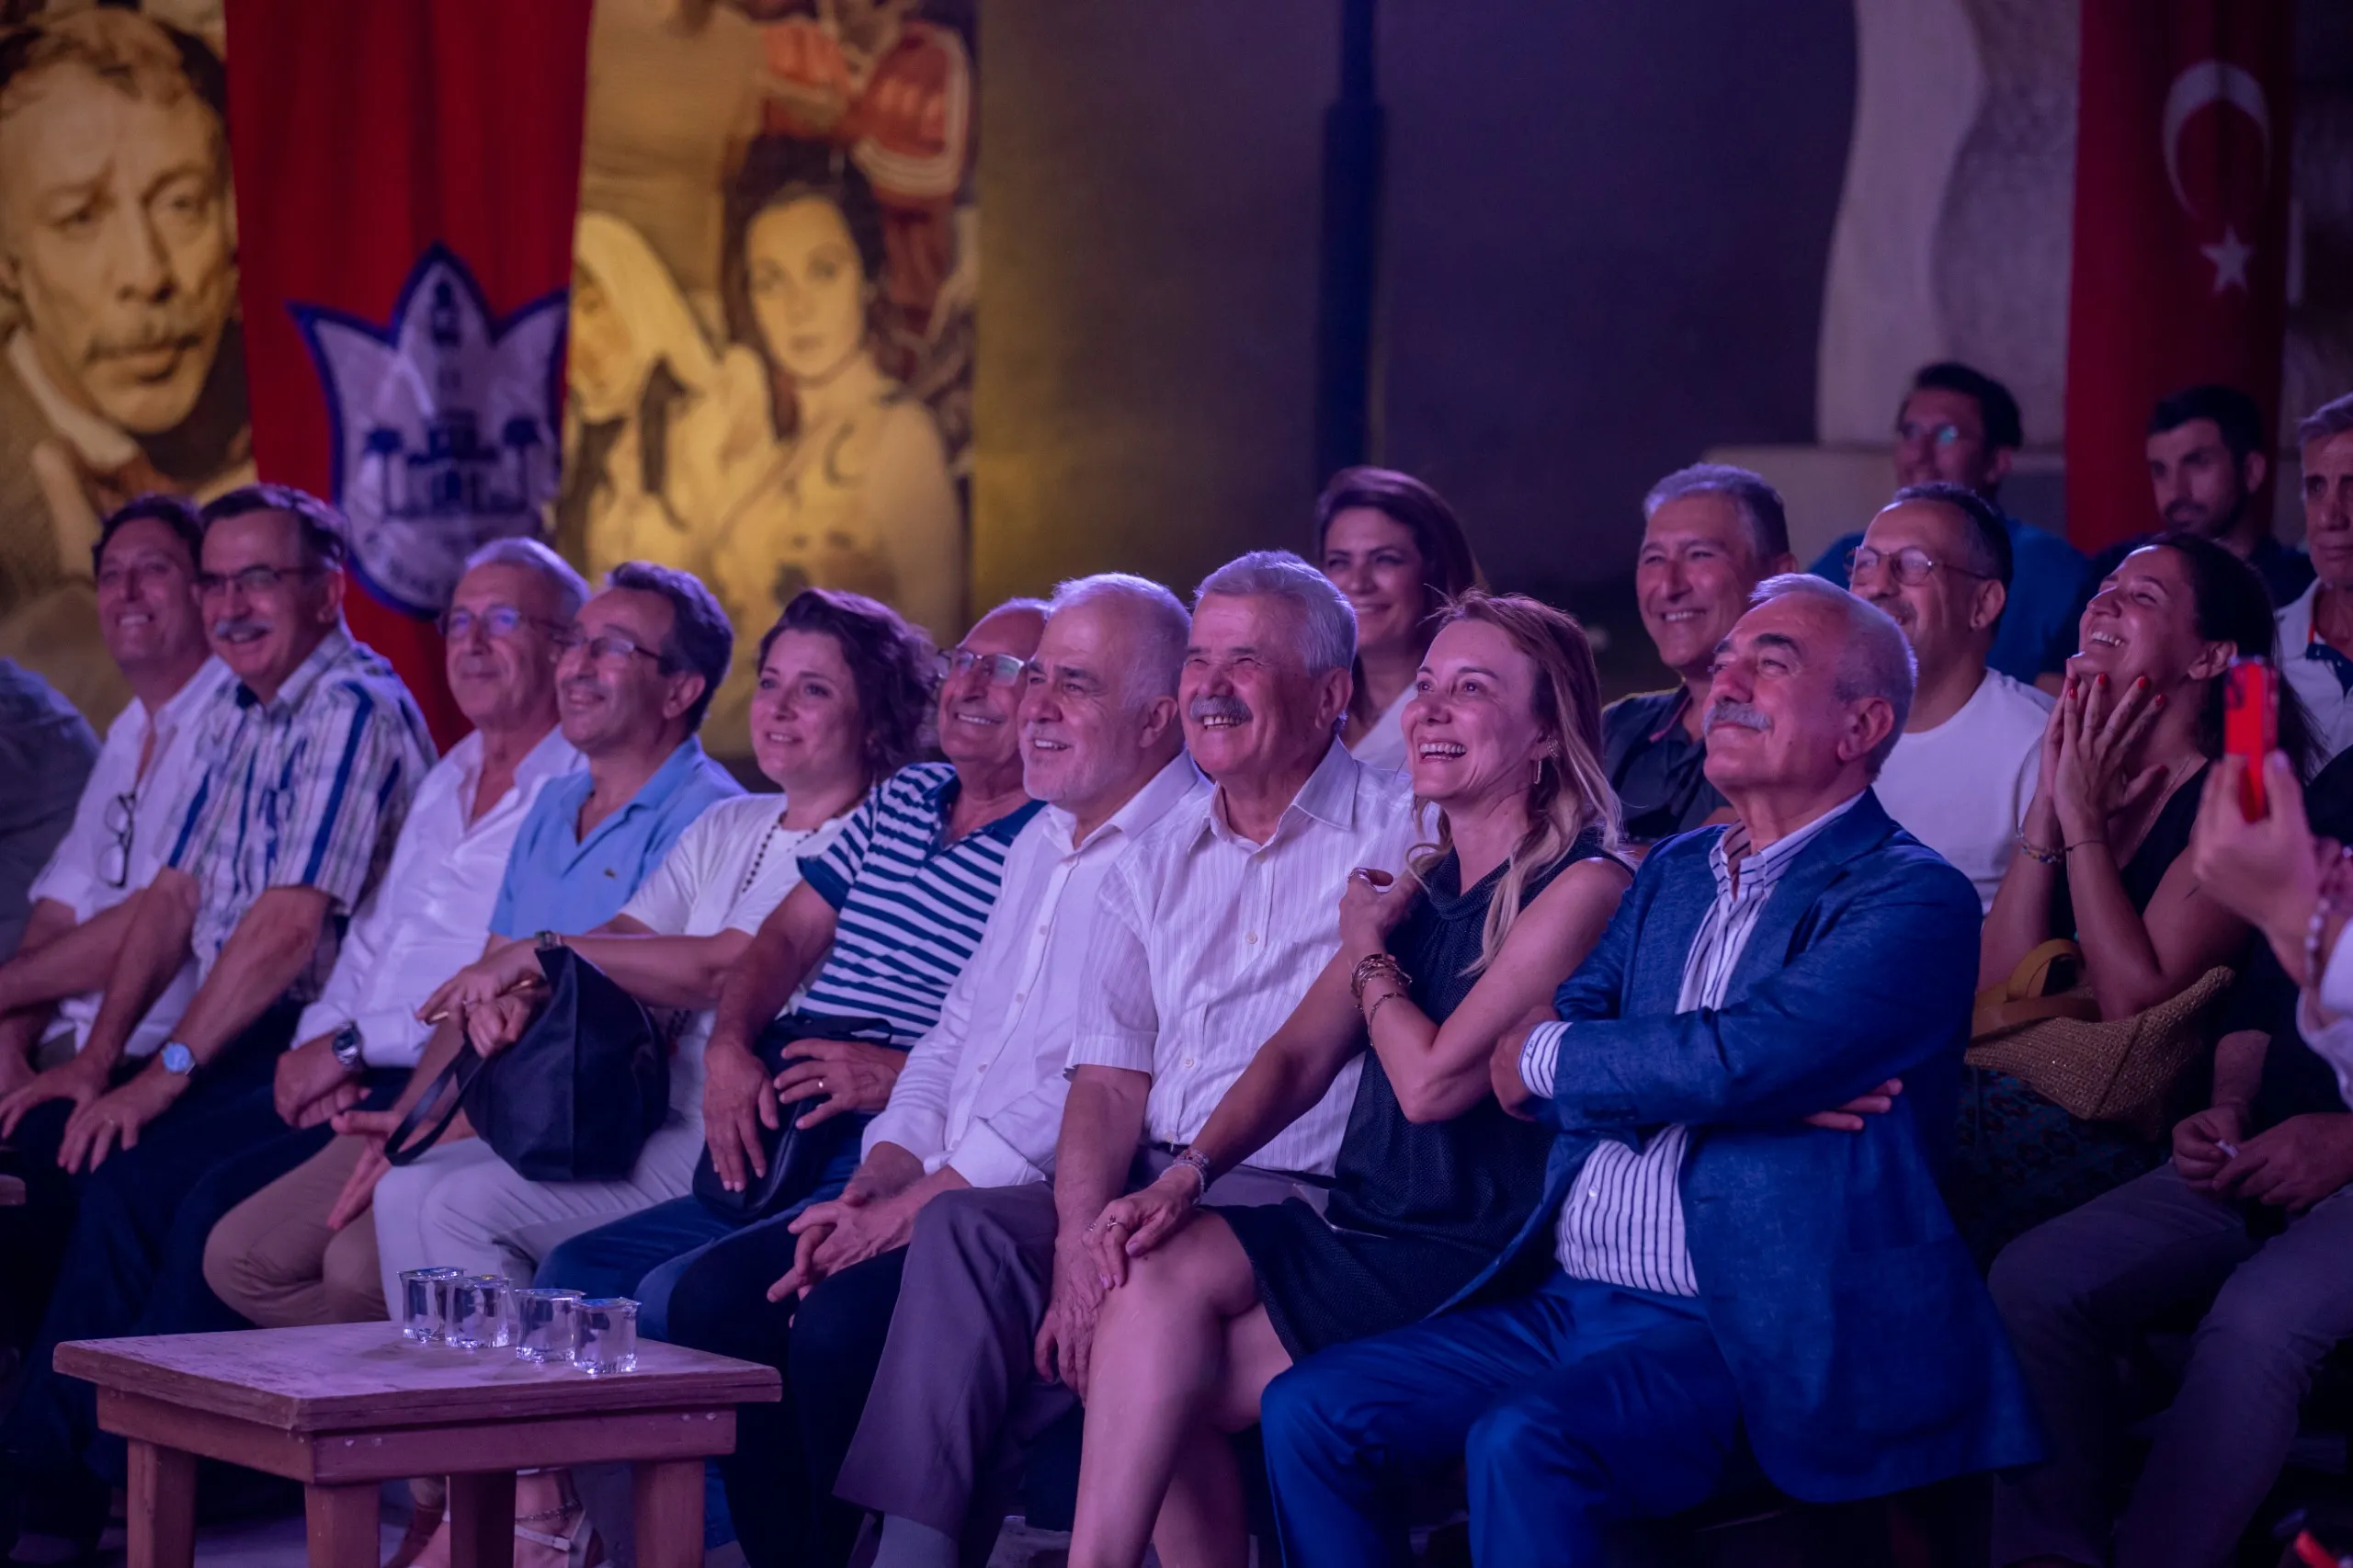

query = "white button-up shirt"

[
  {"left": 28, "top": 658, "right": 234, "bottom": 1058},
  {"left": 864, "top": 756, "right": 1203, "bottom": 1187},
  {"left": 1068, "top": 739, "right": 1418, "bottom": 1177},
  {"left": 1523, "top": 790, "right": 1865, "bottom": 1295},
  {"left": 293, "top": 726, "right": 580, "bottom": 1067}
]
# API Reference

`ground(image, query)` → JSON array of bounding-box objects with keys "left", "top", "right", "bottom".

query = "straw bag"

[{"left": 1965, "top": 938, "right": 2234, "bottom": 1136}]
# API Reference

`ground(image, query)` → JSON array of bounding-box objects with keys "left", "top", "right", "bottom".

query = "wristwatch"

[
  {"left": 535, "top": 929, "right": 565, "bottom": 952},
  {"left": 330, "top": 1023, "right": 364, "bottom": 1072},
  {"left": 159, "top": 1040, "right": 196, "bottom": 1075}
]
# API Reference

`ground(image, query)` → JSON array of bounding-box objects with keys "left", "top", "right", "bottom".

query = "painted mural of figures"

[
  {"left": 704, "top": 159, "right": 959, "bottom": 744},
  {"left": 554, "top": 211, "right": 769, "bottom": 582}
]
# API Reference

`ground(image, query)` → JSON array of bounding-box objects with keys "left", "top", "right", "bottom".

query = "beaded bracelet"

[
  {"left": 1171, "top": 1147, "right": 1213, "bottom": 1199},
  {"left": 2016, "top": 833, "right": 2063, "bottom": 867}
]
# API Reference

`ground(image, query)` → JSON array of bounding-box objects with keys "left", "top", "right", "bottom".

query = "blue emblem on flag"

[{"left": 293, "top": 244, "right": 567, "bottom": 619}]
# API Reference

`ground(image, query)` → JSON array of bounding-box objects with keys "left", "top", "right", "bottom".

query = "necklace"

[{"left": 735, "top": 814, "right": 792, "bottom": 900}]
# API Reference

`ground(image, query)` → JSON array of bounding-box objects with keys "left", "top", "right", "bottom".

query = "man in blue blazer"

[{"left": 1258, "top": 574, "right": 2043, "bottom": 1566}]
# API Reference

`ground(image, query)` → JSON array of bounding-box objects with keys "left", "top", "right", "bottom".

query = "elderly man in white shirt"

[
  {"left": 836, "top": 551, "right": 1418, "bottom": 1568},
  {"left": 196, "top": 539, "right": 585, "bottom": 1327},
  {"left": 2275, "top": 394, "right": 2353, "bottom": 769},
  {"left": 586, "top": 573, "right": 1199, "bottom": 1568}
]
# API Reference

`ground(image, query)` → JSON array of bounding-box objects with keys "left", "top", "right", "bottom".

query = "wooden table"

[{"left": 55, "top": 1321, "right": 779, "bottom": 1568}]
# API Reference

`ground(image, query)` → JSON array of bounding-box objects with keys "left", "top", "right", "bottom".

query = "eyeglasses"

[
  {"left": 99, "top": 790, "right": 135, "bottom": 888},
  {"left": 937, "top": 648, "right": 1029, "bottom": 687},
  {"left": 1894, "top": 420, "right": 1972, "bottom": 449},
  {"left": 195, "top": 563, "right": 322, "bottom": 598},
  {"left": 551, "top": 628, "right": 667, "bottom": 667},
  {"left": 1847, "top": 546, "right": 1992, "bottom": 587},
  {"left": 439, "top": 605, "right": 565, "bottom": 642}
]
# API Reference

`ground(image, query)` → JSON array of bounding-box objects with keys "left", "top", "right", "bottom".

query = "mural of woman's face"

[
  {"left": 567, "top": 267, "right": 637, "bottom": 414},
  {"left": 746, "top": 196, "right": 868, "bottom": 385}
]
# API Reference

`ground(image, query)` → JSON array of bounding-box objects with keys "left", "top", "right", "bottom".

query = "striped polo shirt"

[
  {"left": 166, "top": 626, "right": 436, "bottom": 999},
  {"left": 794, "top": 762, "right": 1043, "bottom": 1046},
  {"left": 1521, "top": 790, "right": 1865, "bottom": 1296}
]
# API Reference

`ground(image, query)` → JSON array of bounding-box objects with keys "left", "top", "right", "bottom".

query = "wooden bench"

[{"left": 54, "top": 1321, "right": 779, "bottom": 1568}]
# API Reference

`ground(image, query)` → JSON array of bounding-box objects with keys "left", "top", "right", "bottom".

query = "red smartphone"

[{"left": 2223, "top": 657, "right": 2278, "bottom": 820}]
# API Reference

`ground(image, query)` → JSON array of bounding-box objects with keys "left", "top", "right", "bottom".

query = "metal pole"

[{"left": 1313, "top": 0, "right": 1383, "bottom": 487}]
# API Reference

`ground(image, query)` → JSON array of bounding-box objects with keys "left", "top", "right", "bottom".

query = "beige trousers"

[{"left": 201, "top": 1132, "right": 387, "bottom": 1326}]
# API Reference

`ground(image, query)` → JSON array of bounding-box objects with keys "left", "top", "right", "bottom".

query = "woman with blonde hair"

[{"left": 1064, "top": 592, "right": 1633, "bottom": 1568}]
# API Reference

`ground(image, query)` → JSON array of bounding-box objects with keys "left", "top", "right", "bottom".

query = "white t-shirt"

[
  {"left": 1346, "top": 687, "right": 1413, "bottom": 773},
  {"left": 614, "top": 792, "right": 849, "bottom": 1111},
  {"left": 1872, "top": 669, "right": 2052, "bottom": 913}
]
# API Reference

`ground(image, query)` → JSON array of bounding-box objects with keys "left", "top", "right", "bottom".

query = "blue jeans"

[
  {"left": 533, "top": 1142, "right": 859, "bottom": 1559},
  {"left": 1259, "top": 1269, "right": 1746, "bottom": 1568}
]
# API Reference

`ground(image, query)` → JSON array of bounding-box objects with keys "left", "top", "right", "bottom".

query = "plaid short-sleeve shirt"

[{"left": 167, "top": 626, "right": 435, "bottom": 998}]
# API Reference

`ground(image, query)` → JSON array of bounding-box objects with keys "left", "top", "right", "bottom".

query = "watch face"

[{"left": 162, "top": 1043, "right": 196, "bottom": 1074}]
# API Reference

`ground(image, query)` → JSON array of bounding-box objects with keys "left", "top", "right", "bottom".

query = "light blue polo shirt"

[{"left": 489, "top": 735, "right": 742, "bottom": 939}]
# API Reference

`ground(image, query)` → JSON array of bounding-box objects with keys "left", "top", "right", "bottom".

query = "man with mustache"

[
  {"left": 834, "top": 551, "right": 1417, "bottom": 1568},
  {"left": 0, "top": 11, "right": 251, "bottom": 726},
  {"left": 1258, "top": 574, "right": 2041, "bottom": 1567},
  {"left": 1851, "top": 483, "right": 2052, "bottom": 911},
  {"left": 0, "top": 484, "right": 429, "bottom": 1557},
  {"left": 1604, "top": 464, "right": 1794, "bottom": 848},
  {"left": 0, "top": 495, "right": 221, "bottom": 1351}
]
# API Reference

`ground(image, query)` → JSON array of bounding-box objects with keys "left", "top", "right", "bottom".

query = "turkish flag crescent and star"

[
  {"left": 224, "top": 0, "right": 591, "bottom": 748},
  {"left": 2063, "top": 0, "right": 2296, "bottom": 557}
]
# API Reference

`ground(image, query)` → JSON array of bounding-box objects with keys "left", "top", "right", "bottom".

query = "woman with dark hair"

[
  {"left": 1063, "top": 593, "right": 1631, "bottom": 1568},
  {"left": 1314, "top": 467, "right": 1481, "bottom": 770},
  {"left": 1963, "top": 534, "right": 2318, "bottom": 1260},
  {"left": 708, "top": 159, "right": 961, "bottom": 748}
]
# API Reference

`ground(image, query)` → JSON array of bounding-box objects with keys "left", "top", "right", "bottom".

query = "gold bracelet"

[
  {"left": 1366, "top": 990, "right": 1407, "bottom": 1029},
  {"left": 1349, "top": 952, "right": 1409, "bottom": 1007}
]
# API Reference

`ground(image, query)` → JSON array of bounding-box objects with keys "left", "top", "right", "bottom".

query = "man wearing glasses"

[
  {"left": 1809, "top": 361, "right": 2087, "bottom": 688},
  {"left": 1849, "top": 483, "right": 2052, "bottom": 910},
  {"left": 0, "top": 484, "right": 432, "bottom": 1555}
]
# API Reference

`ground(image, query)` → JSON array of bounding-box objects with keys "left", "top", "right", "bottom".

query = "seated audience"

[
  {"left": 1066, "top": 593, "right": 1631, "bottom": 1568},
  {"left": 198, "top": 540, "right": 587, "bottom": 1330},
  {"left": 1604, "top": 463, "right": 1794, "bottom": 846},
  {"left": 1961, "top": 534, "right": 2315, "bottom": 1262},
  {"left": 832, "top": 551, "right": 1419, "bottom": 1568},
  {"left": 2040, "top": 385, "right": 2313, "bottom": 694},
  {"left": 532, "top": 600, "right": 1041, "bottom": 1562},
  {"left": 1313, "top": 466, "right": 1480, "bottom": 769},
  {"left": 667, "top": 574, "right": 1194, "bottom": 1568},
  {"left": 2276, "top": 392, "right": 2353, "bottom": 766},
  {"left": 363, "top": 560, "right": 744, "bottom": 1301},
  {"left": 0, "top": 484, "right": 434, "bottom": 1557},
  {"left": 1810, "top": 360, "right": 2086, "bottom": 687},
  {"left": 1987, "top": 746, "right": 2353, "bottom": 1568},
  {"left": 0, "top": 496, "right": 222, "bottom": 1346},
  {"left": 1852, "top": 482, "right": 2052, "bottom": 910},
  {"left": 1255, "top": 574, "right": 2041, "bottom": 1568},
  {"left": 0, "top": 659, "right": 95, "bottom": 963}
]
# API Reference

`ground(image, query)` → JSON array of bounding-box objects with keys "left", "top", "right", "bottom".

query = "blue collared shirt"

[{"left": 489, "top": 735, "right": 742, "bottom": 939}]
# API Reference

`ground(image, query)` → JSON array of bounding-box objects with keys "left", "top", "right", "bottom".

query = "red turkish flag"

[
  {"left": 2063, "top": 0, "right": 2295, "bottom": 555},
  {"left": 224, "top": 0, "right": 591, "bottom": 748}
]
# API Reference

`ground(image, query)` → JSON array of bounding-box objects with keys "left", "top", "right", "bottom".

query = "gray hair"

[
  {"left": 604, "top": 561, "right": 733, "bottom": 733},
  {"left": 1047, "top": 573, "right": 1189, "bottom": 701},
  {"left": 1748, "top": 574, "right": 1915, "bottom": 777},
  {"left": 462, "top": 537, "right": 589, "bottom": 620},
  {"left": 1643, "top": 463, "right": 1791, "bottom": 565},
  {"left": 2297, "top": 392, "right": 2353, "bottom": 449},
  {"left": 1193, "top": 550, "right": 1357, "bottom": 675}
]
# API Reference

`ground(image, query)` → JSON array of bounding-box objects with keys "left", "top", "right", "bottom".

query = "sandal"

[
  {"left": 381, "top": 1497, "right": 443, "bottom": 1568},
  {"left": 513, "top": 1500, "right": 598, "bottom": 1568}
]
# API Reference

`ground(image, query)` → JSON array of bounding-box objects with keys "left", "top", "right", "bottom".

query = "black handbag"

[
  {"left": 384, "top": 947, "right": 670, "bottom": 1182},
  {"left": 690, "top": 1011, "right": 894, "bottom": 1222}
]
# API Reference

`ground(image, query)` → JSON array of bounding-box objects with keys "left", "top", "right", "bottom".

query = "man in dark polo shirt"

[{"left": 1602, "top": 463, "right": 1794, "bottom": 848}]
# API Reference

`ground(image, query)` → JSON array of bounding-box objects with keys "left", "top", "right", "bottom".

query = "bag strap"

[
  {"left": 382, "top": 1047, "right": 483, "bottom": 1167},
  {"left": 1972, "top": 937, "right": 2084, "bottom": 1014}
]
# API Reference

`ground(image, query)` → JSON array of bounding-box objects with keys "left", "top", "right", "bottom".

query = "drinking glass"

[
  {"left": 513, "top": 1289, "right": 584, "bottom": 1364},
  {"left": 574, "top": 1297, "right": 639, "bottom": 1376},
  {"left": 400, "top": 1267, "right": 462, "bottom": 1343},
  {"left": 445, "top": 1274, "right": 513, "bottom": 1350}
]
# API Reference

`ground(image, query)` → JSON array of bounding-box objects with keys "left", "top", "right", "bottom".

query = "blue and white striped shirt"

[
  {"left": 795, "top": 763, "right": 1043, "bottom": 1046},
  {"left": 1522, "top": 791, "right": 1865, "bottom": 1296},
  {"left": 166, "top": 627, "right": 436, "bottom": 998}
]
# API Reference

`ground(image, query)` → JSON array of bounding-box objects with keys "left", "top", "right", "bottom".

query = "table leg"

[
  {"left": 302, "top": 1483, "right": 379, "bottom": 1568},
  {"left": 632, "top": 1459, "right": 702, "bottom": 1568},
  {"left": 448, "top": 1471, "right": 518, "bottom": 1568},
  {"left": 125, "top": 1439, "right": 195, "bottom": 1568}
]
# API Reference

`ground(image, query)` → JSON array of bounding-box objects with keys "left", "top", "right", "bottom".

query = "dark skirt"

[{"left": 1217, "top": 1198, "right": 1498, "bottom": 1360}]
